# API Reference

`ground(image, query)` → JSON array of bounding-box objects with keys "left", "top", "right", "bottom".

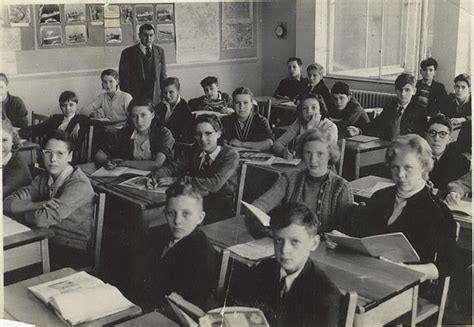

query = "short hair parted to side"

[
  {"left": 194, "top": 113, "right": 223, "bottom": 133},
  {"left": 269, "top": 202, "right": 320, "bottom": 236},
  {"left": 126, "top": 98, "right": 155, "bottom": 115},
  {"left": 420, "top": 57, "right": 438, "bottom": 70},
  {"left": 162, "top": 77, "right": 181, "bottom": 91},
  {"left": 139, "top": 23, "right": 155, "bottom": 34},
  {"left": 44, "top": 129, "right": 74, "bottom": 153},
  {"left": 297, "top": 127, "right": 340, "bottom": 165},
  {"left": 331, "top": 81, "right": 351, "bottom": 96},
  {"left": 287, "top": 57, "right": 303, "bottom": 66},
  {"left": 394, "top": 73, "right": 417, "bottom": 91},
  {"left": 428, "top": 113, "right": 453, "bottom": 132},
  {"left": 454, "top": 73, "right": 471, "bottom": 88},
  {"left": 232, "top": 86, "right": 254, "bottom": 100},
  {"left": 307, "top": 62, "right": 325, "bottom": 76},
  {"left": 200, "top": 76, "right": 218, "bottom": 88},
  {"left": 2, "top": 120, "right": 22, "bottom": 152},
  {"left": 296, "top": 94, "right": 328, "bottom": 120},
  {"left": 59, "top": 90, "right": 79, "bottom": 104},
  {"left": 166, "top": 181, "right": 204, "bottom": 208},
  {"left": 385, "top": 134, "right": 434, "bottom": 180},
  {"left": 0, "top": 73, "right": 9, "bottom": 85},
  {"left": 100, "top": 68, "right": 119, "bottom": 82}
]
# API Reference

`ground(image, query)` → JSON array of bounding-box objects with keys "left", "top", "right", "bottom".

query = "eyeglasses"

[
  {"left": 42, "top": 150, "right": 69, "bottom": 159},
  {"left": 427, "top": 130, "right": 449, "bottom": 139}
]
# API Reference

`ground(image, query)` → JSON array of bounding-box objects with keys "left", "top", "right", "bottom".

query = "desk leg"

[
  {"left": 40, "top": 239, "right": 50, "bottom": 273},
  {"left": 354, "top": 153, "right": 361, "bottom": 180},
  {"left": 410, "top": 284, "right": 419, "bottom": 326}
]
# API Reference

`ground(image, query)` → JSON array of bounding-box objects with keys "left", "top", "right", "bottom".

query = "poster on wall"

[
  {"left": 120, "top": 5, "right": 133, "bottom": 24},
  {"left": 40, "top": 25, "right": 62, "bottom": 46},
  {"left": 65, "top": 25, "right": 88, "bottom": 44},
  {"left": 89, "top": 5, "right": 103, "bottom": 25},
  {"left": 155, "top": 24, "right": 174, "bottom": 43},
  {"left": 64, "top": 4, "right": 85, "bottom": 23},
  {"left": 105, "top": 28, "right": 122, "bottom": 45},
  {"left": 156, "top": 4, "right": 173, "bottom": 23},
  {"left": 222, "top": 23, "right": 253, "bottom": 50},
  {"left": 38, "top": 4, "right": 61, "bottom": 24},
  {"left": 222, "top": 2, "right": 252, "bottom": 23},
  {"left": 104, "top": 5, "right": 120, "bottom": 19},
  {"left": 135, "top": 5, "right": 153, "bottom": 22},
  {"left": 8, "top": 5, "right": 31, "bottom": 27}
]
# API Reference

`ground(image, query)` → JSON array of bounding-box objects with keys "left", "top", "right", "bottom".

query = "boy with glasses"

[
  {"left": 425, "top": 114, "right": 470, "bottom": 194},
  {"left": 4, "top": 130, "right": 94, "bottom": 270}
]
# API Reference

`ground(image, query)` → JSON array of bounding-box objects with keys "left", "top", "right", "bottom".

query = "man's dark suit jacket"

[
  {"left": 248, "top": 258, "right": 340, "bottom": 327},
  {"left": 415, "top": 80, "right": 448, "bottom": 116},
  {"left": 119, "top": 44, "right": 167, "bottom": 104},
  {"left": 369, "top": 100, "right": 427, "bottom": 140}
]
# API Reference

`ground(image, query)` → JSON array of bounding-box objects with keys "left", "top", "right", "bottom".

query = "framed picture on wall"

[
  {"left": 135, "top": 5, "right": 153, "bottom": 22},
  {"left": 156, "top": 4, "right": 173, "bottom": 23},
  {"left": 105, "top": 28, "right": 122, "bottom": 45},
  {"left": 89, "top": 5, "right": 104, "bottom": 26},
  {"left": 222, "top": 2, "right": 252, "bottom": 23},
  {"left": 38, "top": 4, "right": 61, "bottom": 24},
  {"left": 8, "top": 5, "right": 31, "bottom": 27},
  {"left": 64, "top": 4, "right": 85, "bottom": 23},
  {"left": 155, "top": 23, "right": 175, "bottom": 43},
  {"left": 65, "top": 25, "right": 88, "bottom": 44},
  {"left": 120, "top": 5, "right": 133, "bottom": 24},
  {"left": 40, "top": 25, "right": 62, "bottom": 46}
]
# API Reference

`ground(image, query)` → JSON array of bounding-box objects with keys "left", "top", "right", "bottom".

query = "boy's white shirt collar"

[
  {"left": 47, "top": 165, "right": 74, "bottom": 198},
  {"left": 139, "top": 43, "right": 152, "bottom": 54},
  {"left": 3, "top": 152, "right": 12, "bottom": 166},
  {"left": 200, "top": 145, "right": 221, "bottom": 161},
  {"left": 280, "top": 264, "right": 306, "bottom": 293}
]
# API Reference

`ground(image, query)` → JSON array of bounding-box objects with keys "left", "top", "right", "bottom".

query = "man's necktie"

[
  {"left": 279, "top": 276, "right": 288, "bottom": 299},
  {"left": 145, "top": 46, "right": 152, "bottom": 58},
  {"left": 397, "top": 105, "right": 404, "bottom": 119},
  {"left": 200, "top": 154, "right": 212, "bottom": 173}
]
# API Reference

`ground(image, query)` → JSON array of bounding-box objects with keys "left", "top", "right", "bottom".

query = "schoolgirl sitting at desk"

[
  {"left": 347, "top": 134, "right": 457, "bottom": 279},
  {"left": 95, "top": 99, "right": 174, "bottom": 171},
  {"left": 253, "top": 127, "right": 353, "bottom": 233},
  {"left": 149, "top": 114, "right": 239, "bottom": 221},
  {"left": 221, "top": 87, "right": 274, "bottom": 151},
  {"left": 271, "top": 94, "right": 338, "bottom": 159}
]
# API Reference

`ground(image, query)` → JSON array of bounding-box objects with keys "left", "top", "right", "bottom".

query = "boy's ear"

[
  {"left": 198, "top": 210, "right": 206, "bottom": 224},
  {"left": 311, "top": 234, "right": 320, "bottom": 252}
]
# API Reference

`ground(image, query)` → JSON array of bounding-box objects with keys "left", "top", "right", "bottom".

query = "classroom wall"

[
  {"left": 261, "top": 0, "right": 296, "bottom": 96},
  {"left": 7, "top": 3, "right": 264, "bottom": 117}
]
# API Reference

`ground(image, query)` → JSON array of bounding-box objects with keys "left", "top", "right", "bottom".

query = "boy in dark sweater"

[{"left": 414, "top": 57, "right": 447, "bottom": 116}]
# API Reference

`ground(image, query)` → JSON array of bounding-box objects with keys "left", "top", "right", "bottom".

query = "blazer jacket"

[
  {"left": 248, "top": 259, "right": 340, "bottom": 327},
  {"left": 119, "top": 44, "right": 167, "bottom": 104}
]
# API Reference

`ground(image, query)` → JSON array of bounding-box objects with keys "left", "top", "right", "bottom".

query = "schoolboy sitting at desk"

[
  {"left": 425, "top": 114, "right": 470, "bottom": 194},
  {"left": 329, "top": 81, "right": 369, "bottom": 138},
  {"left": 188, "top": 76, "right": 234, "bottom": 114},
  {"left": 274, "top": 57, "right": 308, "bottom": 100},
  {"left": 442, "top": 73, "right": 471, "bottom": 125},
  {"left": 414, "top": 57, "right": 448, "bottom": 116},
  {"left": 149, "top": 114, "right": 239, "bottom": 221},
  {"left": 271, "top": 95, "right": 337, "bottom": 159},
  {"left": 246, "top": 202, "right": 340, "bottom": 327},
  {"left": 4, "top": 130, "right": 94, "bottom": 270},
  {"left": 221, "top": 87, "right": 273, "bottom": 151},
  {"left": 148, "top": 182, "right": 215, "bottom": 310},
  {"left": 445, "top": 170, "right": 471, "bottom": 205},
  {"left": 301, "top": 63, "right": 332, "bottom": 109},
  {"left": 369, "top": 73, "right": 427, "bottom": 140},
  {"left": 29, "top": 91, "right": 89, "bottom": 146},
  {"left": 81, "top": 69, "right": 132, "bottom": 130},
  {"left": 95, "top": 99, "right": 174, "bottom": 171},
  {"left": 0, "top": 73, "right": 28, "bottom": 131},
  {"left": 155, "top": 77, "right": 194, "bottom": 142}
]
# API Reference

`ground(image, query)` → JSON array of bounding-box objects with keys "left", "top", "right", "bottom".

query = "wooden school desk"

[
  {"left": 254, "top": 95, "right": 297, "bottom": 127},
  {"left": 201, "top": 216, "right": 425, "bottom": 327},
  {"left": 78, "top": 163, "right": 168, "bottom": 306},
  {"left": 4, "top": 268, "right": 142, "bottom": 326},
  {"left": 116, "top": 312, "right": 179, "bottom": 327},
  {"left": 350, "top": 175, "right": 394, "bottom": 203},
  {"left": 3, "top": 215, "right": 54, "bottom": 274},
  {"left": 17, "top": 140, "right": 40, "bottom": 166},
  {"left": 345, "top": 137, "right": 390, "bottom": 180}
]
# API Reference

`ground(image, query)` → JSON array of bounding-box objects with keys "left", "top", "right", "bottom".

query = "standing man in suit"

[{"left": 119, "top": 24, "right": 167, "bottom": 104}]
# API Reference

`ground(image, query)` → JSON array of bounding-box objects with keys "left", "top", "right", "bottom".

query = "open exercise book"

[
  {"left": 28, "top": 271, "right": 137, "bottom": 326},
  {"left": 239, "top": 152, "right": 301, "bottom": 166},
  {"left": 118, "top": 176, "right": 167, "bottom": 193},
  {"left": 91, "top": 167, "right": 151, "bottom": 178},
  {"left": 325, "top": 232, "right": 420, "bottom": 263},
  {"left": 166, "top": 292, "right": 269, "bottom": 327},
  {"left": 447, "top": 199, "right": 472, "bottom": 219}
]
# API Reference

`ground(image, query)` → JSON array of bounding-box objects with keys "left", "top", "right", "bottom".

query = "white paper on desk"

[
  {"left": 0, "top": 320, "right": 35, "bottom": 327},
  {"left": 91, "top": 167, "right": 150, "bottom": 177},
  {"left": 279, "top": 101, "right": 297, "bottom": 107},
  {"left": 242, "top": 201, "right": 270, "bottom": 227},
  {"left": 3, "top": 215, "right": 30, "bottom": 237},
  {"left": 228, "top": 237, "right": 274, "bottom": 260},
  {"left": 355, "top": 181, "right": 394, "bottom": 198},
  {"left": 447, "top": 200, "right": 472, "bottom": 216},
  {"left": 50, "top": 284, "right": 135, "bottom": 326}
]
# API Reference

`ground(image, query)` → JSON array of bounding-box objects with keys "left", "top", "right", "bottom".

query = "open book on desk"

[
  {"left": 242, "top": 201, "right": 270, "bottom": 227},
  {"left": 325, "top": 232, "right": 420, "bottom": 263},
  {"left": 239, "top": 152, "right": 302, "bottom": 166},
  {"left": 447, "top": 199, "right": 472, "bottom": 220},
  {"left": 118, "top": 176, "right": 167, "bottom": 193},
  {"left": 166, "top": 292, "right": 269, "bottom": 327},
  {"left": 91, "top": 166, "right": 151, "bottom": 178},
  {"left": 28, "top": 271, "right": 137, "bottom": 326},
  {"left": 228, "top": 237, "right": 274, "bottom": 261}
]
